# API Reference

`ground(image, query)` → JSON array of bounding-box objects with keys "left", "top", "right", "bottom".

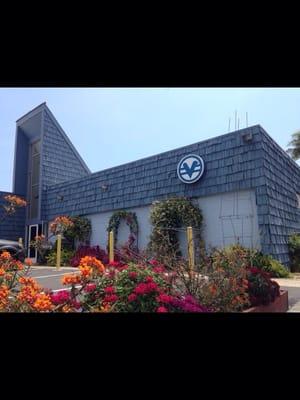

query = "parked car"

[{"left": 0, "top": 239, "right": 26, "bottom": 261}]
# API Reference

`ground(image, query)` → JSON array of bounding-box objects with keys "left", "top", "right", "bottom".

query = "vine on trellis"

[
  {"left": 147, "top": 197, "right": 204, "bottom": 265},
  {"left": 107, "top": 210, "right": 139, "bottom": 251}
]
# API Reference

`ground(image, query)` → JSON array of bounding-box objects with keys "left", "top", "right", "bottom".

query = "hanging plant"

[
  {"left": 147, "top": 197, "right": 203, "bottom": 265},
  {"left": 107, "top": 211, "right": 139, "bottom": 251}
]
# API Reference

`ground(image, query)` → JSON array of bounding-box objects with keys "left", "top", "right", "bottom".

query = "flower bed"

[
  {"left": 0, "top": 244, "right": 289, "bottom": 313},
  {"left": 243, "top": 290, "right": 288, "bottom": 313}
]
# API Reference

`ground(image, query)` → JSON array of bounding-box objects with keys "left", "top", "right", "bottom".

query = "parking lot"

[{"left": 26, "top": 266, "right": 80, "bottom": 291}]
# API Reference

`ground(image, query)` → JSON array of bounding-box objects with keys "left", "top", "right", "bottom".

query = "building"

[{"left": 1, "top": 102, "right": 300, "bottom": 265}]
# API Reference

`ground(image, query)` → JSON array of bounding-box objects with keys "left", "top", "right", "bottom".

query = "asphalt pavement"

[{"left": 26, "top": 266, "right": 80, "bottom": 291}]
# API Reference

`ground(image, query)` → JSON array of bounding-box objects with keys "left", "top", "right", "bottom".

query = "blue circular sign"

[{"left": 177, "top": 154, "right": 205, "bottom": 184}]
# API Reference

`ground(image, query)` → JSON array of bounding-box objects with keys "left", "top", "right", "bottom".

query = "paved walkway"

[{"left": 273, "top": 278, "right": 300, "bottom": 312}]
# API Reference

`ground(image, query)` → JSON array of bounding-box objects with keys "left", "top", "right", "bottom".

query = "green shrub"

[
  {"left": 46, "top": 249, "right": 75, "bottom": 267},
  {"left": 288, "top": 233, "right": 300, "bottom": 272},
  {"left": 250, "top": 251, "right": 289, "bottom": 278}
]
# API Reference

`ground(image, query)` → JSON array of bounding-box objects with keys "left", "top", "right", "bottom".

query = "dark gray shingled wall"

[
  {"left": 41, "top": 124, "right": 300, "bottom": 265},
  {"left": 259, "top": 127, "right": 300, "bottom": 264},
  {"left": 0, "top": 191, "right": 26, "bottom": 241},
  {"left": 41, "top": 109, "right": 90, "bottom": 190}
]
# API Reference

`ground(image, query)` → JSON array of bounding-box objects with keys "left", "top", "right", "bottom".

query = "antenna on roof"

[
  {"left": 228, "top": 117, "right": 231, "bottom": 132},
  {"left": 238, "top": 117, "right": 240, "bottom": 130},
  {"left": 246, "top": 112, "right": 248, "bottom": 127},
  {"left": 234, "top": 110, "right": 237, "bottom": 130}
]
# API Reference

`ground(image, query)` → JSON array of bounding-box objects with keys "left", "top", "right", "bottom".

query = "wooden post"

[
  {"left": 56, "top": 234, "right": 62, "bottom": 270},
  {"left": 109, "top": 230, "right": 114, "bottom": 263},
  {"left": 187, "top": 226, "right": 195, "bottom": 271}
]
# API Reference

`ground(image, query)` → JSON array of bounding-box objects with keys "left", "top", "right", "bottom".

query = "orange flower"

[
  {"left": 79, "top": 265, "right": 92, "bottom": 278},
  {"left": 62, "top": 304, "right": 73, "bottom": 313},
  {"left": 32, "top": 293, "right": 53, "bottom": 312},
  {"left": 62, "top": 274, "right": 82, "bottom": 285},
  {"left": 19, "top": 276, "right": 40, "bottom": 290},
  {"left": 17, "top": 285, "right": 39, "bottom": 303},
  {"left": 24, "top": 258, "right": 33, "bottom": 267},
  {"left": 209, "top": 285, "right": 217, "bottom": 295},
  {"left": 80, "top": 256, "right": 105, "bottom": 274},
  {"left": 4, "top": 195, "right": 27, "bottom": 207},
  {"left": 0, "top": 251, "right": 11, "bottom": 261},
  {"left": 0, "top": 285, "right": 9, "bottom": 309},
  {"left": 102, "top": 304, "right": 111, "bottom": 312},
  {"left": 0, "top": 268, "right": 5, "bottom": 277}
]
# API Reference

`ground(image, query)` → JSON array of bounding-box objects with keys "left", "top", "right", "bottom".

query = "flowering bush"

[
  {"left": 30, "top": 234, "right": 52, "bottom": 264},
  {"left": 0, "top": 194, "right": 27, "bottom": 224},
  {"left": 70, "top": 245, "right": 109, "bottom": 267},
  {"left": 0, "top": 251, "right": 53, "bottom": 312},
  {"left": 60, "top": 258, "right": 209, "bottom": 313},
  {"left": 247, "top": 267, "right": 280, "bottom": 306},
  {"left": 49, "top": 216, "right": 74, "bottom": 235}
]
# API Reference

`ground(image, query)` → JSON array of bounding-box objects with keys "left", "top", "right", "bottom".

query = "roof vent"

[{"left": 242, "top": 132, "right": 253, "bottom": 142}]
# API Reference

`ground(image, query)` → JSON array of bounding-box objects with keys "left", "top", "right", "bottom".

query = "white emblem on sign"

[{"left": 177, "top": 154, "right": 205, "bottom": 184}]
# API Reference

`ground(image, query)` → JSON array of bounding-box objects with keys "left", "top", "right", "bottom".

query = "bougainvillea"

[
  {"left": 49, "top": 216, "right": 74, "bottom": 235},
  {"left": 147, "top": 197, "right": 203, "bottom": 265},
  {"left": 107, "top": 210, "right": 139, "bottom": 251}
]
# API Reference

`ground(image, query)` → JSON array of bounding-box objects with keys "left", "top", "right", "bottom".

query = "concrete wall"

[{"left": 88, "top": 189, "right": 261, "bottom": 256}]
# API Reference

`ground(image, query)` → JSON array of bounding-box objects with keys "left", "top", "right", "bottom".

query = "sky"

[{"left": 1, "top": 87, "right": 300, "bottom": 192}]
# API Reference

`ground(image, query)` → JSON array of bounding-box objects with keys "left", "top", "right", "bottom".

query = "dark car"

[{"left": 0, "top": 239, "right": 26, "bottom": 262}]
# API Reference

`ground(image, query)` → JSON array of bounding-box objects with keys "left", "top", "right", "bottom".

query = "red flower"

[
  {"left": 145, "top": 276, "right": 154, "bottom": 283},
  {"left": 156, "top": 294, "right": 173, "bottom": 304},
  {"left": 128, "top": 293, "right": 137, "bottom": 302},
  {"left": 149, "top": 259, "right": 159, "bottom": 266},
  {"left": 104, "top": 294, "right": 118, "bottom": 303},
  {"left": 134, "top": 283, "right": 148, "bottom": 295},
  {"left": 157, "top": 306, "right": 168, "bottom": 313},
  {"left": 153, "top": 266, "right": 165, "bottom": 274},
  {"left": 104, "top": 286, "right": 115, "bottom": 294},
  {"left": 134, "top": 282, "right": 158, "bottom": 295},
  {"left": 129, "top": 271, "right": 138, "bottom": 280},
  {"left": 146, "top": 282, "right": 158, "bottom": 292}
]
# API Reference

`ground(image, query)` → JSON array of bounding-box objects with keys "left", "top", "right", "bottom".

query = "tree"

[
  {"left": 0, "top": 195, "right": 27, "bottom": 224},
  {"left": 287, "top": 131, "right": 300, "bottom": 160}
]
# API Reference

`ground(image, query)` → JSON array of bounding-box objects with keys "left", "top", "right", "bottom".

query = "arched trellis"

[
  {"left": 147, "top": 197, "right": 204, "bottom": 266},
  {"left": 107, "top": 210, "right": 139, "bottom": 251}
]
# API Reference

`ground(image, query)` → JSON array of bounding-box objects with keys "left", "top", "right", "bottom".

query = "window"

[{"left": 28, "top": 140, "right": 41, "bottom": 219}]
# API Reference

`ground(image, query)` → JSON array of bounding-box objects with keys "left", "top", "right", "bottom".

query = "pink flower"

[
  {"left": 71, "top": 300, "right": 81, "bottom": 309},
  {"left": 128, "top": 293, "right": 137, "bottom": 302},
  {"left": 104, "top": 286, "right": 115, "bottom": 294},
  {"left": 85, "top": 283, "right": 97, "bottom": 293},
  {"left": 50, "top": 290, "right": 70, "bottom": 305},
  {"left": 157, "top": 306, "right": 168, "bottom": 313}
]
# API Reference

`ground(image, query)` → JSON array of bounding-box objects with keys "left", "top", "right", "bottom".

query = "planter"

[{"left": 243, "top": 290, "right": 288, "bottom": 313}]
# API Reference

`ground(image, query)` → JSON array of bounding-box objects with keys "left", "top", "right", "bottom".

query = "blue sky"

[{"left": 1, "top": 88, "right": 300, "bottom": 192}]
